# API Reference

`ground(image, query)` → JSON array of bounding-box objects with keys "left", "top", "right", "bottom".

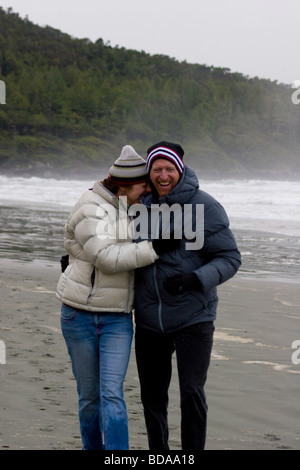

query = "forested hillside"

[{"left": 0, "top": 7, "right": 299, "bottom": 178}]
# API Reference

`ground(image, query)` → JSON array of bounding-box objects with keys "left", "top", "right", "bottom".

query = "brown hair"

[{"left": 101, "top": 177, "right": 133, "bottom": 195}]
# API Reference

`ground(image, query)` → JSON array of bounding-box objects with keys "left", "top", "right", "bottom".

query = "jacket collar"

[{"left": 92, "top": 181, "right": 120, "bottom": 209}]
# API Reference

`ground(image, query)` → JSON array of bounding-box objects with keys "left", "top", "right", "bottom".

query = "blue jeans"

[{"left": 61, "top": 304, "right": 133, "bottom": 450}]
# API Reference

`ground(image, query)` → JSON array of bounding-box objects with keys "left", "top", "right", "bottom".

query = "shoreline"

[
  {"left": 1, "top": 258, "right": 300, "bottom": 450},
  {"left": 2, "top": 167, "right": 300, "bottom": 182}
]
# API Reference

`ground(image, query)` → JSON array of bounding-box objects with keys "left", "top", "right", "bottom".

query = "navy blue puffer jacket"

[{"left": 134, "top": 166, "right": 241, "bottom": 334}]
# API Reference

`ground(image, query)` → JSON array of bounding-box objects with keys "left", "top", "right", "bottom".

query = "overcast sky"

[{"left": 1, "top": 0, "right": 299, "bottom": 85}]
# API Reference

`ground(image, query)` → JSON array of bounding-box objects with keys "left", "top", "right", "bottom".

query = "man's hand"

[
  {"left": 163, "top": 272, "right": 200, "bottom": 295},
  {"left": 152, "top": 238, "right": 180, "bottom": 255}
]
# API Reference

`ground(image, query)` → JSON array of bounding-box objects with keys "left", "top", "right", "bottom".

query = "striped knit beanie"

[
  {"left": 108, "top": 145, "right": 148, "bottom": 185},
  {"left": 146, "top": 141, "right": 184, "bottom": 174}
]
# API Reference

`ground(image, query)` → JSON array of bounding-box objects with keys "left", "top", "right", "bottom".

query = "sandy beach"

[{"left": 1, "top": 258, "right": 300, "bottom": 450}]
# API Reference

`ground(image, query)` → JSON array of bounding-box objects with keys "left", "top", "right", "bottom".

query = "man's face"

[{"left": 150, "top": 159, "right": 180, "bottom": 197}]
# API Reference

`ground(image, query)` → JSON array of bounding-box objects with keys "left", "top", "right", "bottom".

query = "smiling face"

[{"left": 149, "top": 159, "right": 181, "bottom": 197}]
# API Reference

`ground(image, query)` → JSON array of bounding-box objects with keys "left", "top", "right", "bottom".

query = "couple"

[{"left": 56, "top": 141, "right": 241, "bottom": 451}]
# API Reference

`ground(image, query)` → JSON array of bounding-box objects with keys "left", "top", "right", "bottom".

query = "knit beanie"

[
  {"left": 146, "top": 141, "right": 184, "bottom": 174},
  {"left": 108, "top": 145, "right": 148, "bottom": 185}
]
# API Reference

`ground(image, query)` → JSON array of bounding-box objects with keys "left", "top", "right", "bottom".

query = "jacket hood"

[{"left": 143, "top": 166, "right": 199, "bottom": 206}]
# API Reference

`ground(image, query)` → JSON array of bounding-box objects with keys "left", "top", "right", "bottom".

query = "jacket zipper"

[
  {"left": 153, "top": 264, "right": 164, "bottom": 333},
  {"left": 125, "top": 270, "right": 134, "bottom": 313},
  {"left": 153, "top": 211, "right": 164, "bottom": 333}
]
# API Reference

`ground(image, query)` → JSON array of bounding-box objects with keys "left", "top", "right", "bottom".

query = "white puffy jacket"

[{"left": 56, "top": 182, "right": 158, "bottom": 313}]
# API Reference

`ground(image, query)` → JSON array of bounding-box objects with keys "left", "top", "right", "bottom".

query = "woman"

[{"left": 56, "top": 145, "right": 173, "bottom": 450}]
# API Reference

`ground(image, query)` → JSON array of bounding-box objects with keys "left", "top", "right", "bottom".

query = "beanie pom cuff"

[{"left": 108, "top": 174, "right": 148, "bottom": 185}]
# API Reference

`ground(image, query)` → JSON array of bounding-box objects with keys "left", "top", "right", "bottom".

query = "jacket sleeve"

[
  {"left": 64, "top": 201, "right": 158, "bottom": 273},
  {"left": 194, "top": 201, "right": 241, "bottom": 292}
]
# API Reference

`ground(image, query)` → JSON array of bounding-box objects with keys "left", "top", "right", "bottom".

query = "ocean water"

[{"left": 0, "top": 175, "right": 299, "bottom": 282}]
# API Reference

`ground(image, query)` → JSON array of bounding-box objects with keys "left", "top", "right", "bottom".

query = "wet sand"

[{"left": 1, "top": 258, "right": 300, "bottom": 450}]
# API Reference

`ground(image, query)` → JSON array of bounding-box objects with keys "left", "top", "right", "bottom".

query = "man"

[{"left": 134, "top": 141, "right": 241, "bottom": 451}]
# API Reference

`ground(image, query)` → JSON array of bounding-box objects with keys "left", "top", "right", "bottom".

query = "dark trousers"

[{"left": 135, "top": 322, "right": 214, "bottom": 451}]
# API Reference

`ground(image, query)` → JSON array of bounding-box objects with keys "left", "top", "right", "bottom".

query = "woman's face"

[{"left": 122, "top": 182, "right": 150, "bottom": 206}]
